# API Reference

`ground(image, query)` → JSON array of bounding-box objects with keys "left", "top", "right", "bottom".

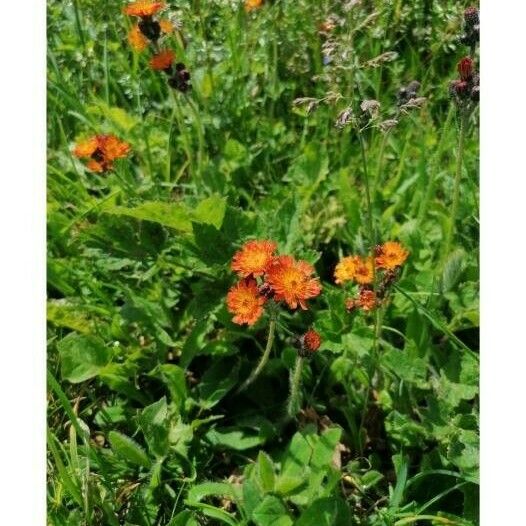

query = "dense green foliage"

[{"left": 47, "top": 1, "right": 479, "bottom": 525}]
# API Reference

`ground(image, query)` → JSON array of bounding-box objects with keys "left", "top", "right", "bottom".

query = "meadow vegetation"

[{"left": 47, "top": 1, "right": 479, "bottom": 524}]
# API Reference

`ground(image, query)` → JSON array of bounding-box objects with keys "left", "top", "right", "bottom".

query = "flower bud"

[
  {"left": 464, "top": 7, "right": 479, "bottom": 28},
  {"left": 457, "top": 57, "right": 474, "bottom": 81}
]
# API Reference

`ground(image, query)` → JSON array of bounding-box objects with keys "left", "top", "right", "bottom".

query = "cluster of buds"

[
  {"left": 294, "top": 329, "right": 322, "bottom": 358},
  {"left": 449, "top": 57, "right": 479, "bottom": 105},
  {"left": 226, "top": 240, "right": 322, "bottom": 326},
  {"left": 123, "top": 1, "right": 190, "bottom": 93},
  {"left": 459, "top": 7, "right": 479, "bottom": 49},
  {"left": 335, "top": 241, "right": 409, "bottom": 314}
]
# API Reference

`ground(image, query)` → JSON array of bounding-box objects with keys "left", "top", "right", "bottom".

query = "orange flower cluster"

[
  {"left": 123, "top": 1, "right": 190, "bottom": 91},
  {"left": 73, "top": 134, "right": 131, "bottom": 173},
  {"left": 336, "top": 241, "right": 409, "bottom": 313},
  {"left": 226, "top": 240, "right": 322, "bottom": 326}
]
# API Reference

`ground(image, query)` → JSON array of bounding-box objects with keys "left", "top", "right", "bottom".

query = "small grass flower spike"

[
  {"left": 229, "top": 240, "right": 322, "bottom": 393},
  {"left": 73, "top": 134, "right": 130, "bottom": 173},
  {"left": 336, "top": 241, "right": 408, "bottom": 313}
]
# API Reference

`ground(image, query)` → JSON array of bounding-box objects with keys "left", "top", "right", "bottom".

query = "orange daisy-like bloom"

[
  {"left": 358, "top": 289, "right": 377, "bottom": 312},
  {"left": 149, "top": 49, "right": 175, "bottom": 71},
  {"left": 128, "top": 25, "right": 149, "bottom": 52},
  {"left": 123, "top": 1, "right": 165, "bottom": 17},
  {"left": 375, "top": 241, "right": 409, "bottom": 270},
  {"left": 266, "top": 255, "right": 322, "bottom": 310},
  {"left": 73, "top": 135, "right": 131, "bottom": 172},
  {"left": 244, "top": 0, "right": 264, "bottom": 12},
  {"left": 303, "top": 329, "right": 321, "bottom": 352},
  {"left": 334, "top": 256, "right": 358, "bottom": 285},
  {"left": 226, "top": 279, "right": 266, "bottom": 326},
  {"left": 354, "top": 256, "right": 374, "bottom": 285},
  {"left": 231, "top": 240, "right": 277, "bottom": 278}
]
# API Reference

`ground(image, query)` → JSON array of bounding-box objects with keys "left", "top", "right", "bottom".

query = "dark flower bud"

[
  {"left": 449, "top": 79, "right": 469, "bottom": 98},
  {"left": 464, "top": 7, "right": 479, "bottom": 28},
  {"left": 458, "top": 57, "right": 474, "bottom": 81},
  {"left": 138, "top": 16, "right": 161, "bottom": 42},
  {"left": 471, "top": 85, "right": 479, "bottom": 102}
]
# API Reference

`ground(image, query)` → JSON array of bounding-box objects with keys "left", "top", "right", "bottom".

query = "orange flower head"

[
  {"left": 98, "top": 135, "right": 131, "bottom": 161},
  {"left": 73, "top": 135, "right": 130, "bottom": 172},
  {"left": 128, "top": 25, "right": 149, "bottom": 52},
  {"left": 73, "top": 137, "right": 99, "bottom": 159},
  {"left": 231, "top": 240, "right": 277, "bottom": 278},
  {"left": 303, "top": 329, "right": 321, "bottom": 352},
  {"left": 354, "top": 256, "right": 374, "bottom": 285},
  {"left": 245, "top": 0, "right": 264, "bottom": 12},
  {"left": 123, "top": 1, "right": 165, "bottom": 17},
  {"left": 149, "top": 49, "right": 175, "bottom": 71},
  {"left": 358, "top": 289, "right": 377, "bottom": 312},
  {"left": 226, "top": 279, "right": 266, "bottom": 326},
  {"left": 334, "top": 256, "right": 358, "bottom": 285},
  {"left": 159, "top": 18, "right": 174, "bottom": 34},
  {"left": 375, "top": 241, "right": 409, "bottom": 270},
  {"left": 266, "top": 255, "right": 322, "bottom": 310}
]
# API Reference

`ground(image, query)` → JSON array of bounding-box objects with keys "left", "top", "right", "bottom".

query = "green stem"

[
  {"left": 237, "top": 318, "right": 276, "bottom": 393},
  {"left": 442, "top": 110, "right": 468, "bottom": 262},
  {"left": 357, "top": 133, "right": 376, "bottom": 251},
  {"left": 287, "top": 355, "right": 304, "bottom": 417}
]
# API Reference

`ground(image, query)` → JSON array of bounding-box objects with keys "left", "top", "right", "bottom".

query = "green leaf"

[
  {"left": 198, "top": 359, "right": 239, "bottom": 409},
  {"left": 256, "top": 451, "right": 275, "bottom": 493},
  {"left": 252, "top": 496, "right": 292, "bottom": 526},
  {"left": 47, "top": 301, "right": 93, "bottom": 334},
  {"left": 194, "top": 194, "right": 227, "bottom": 229},
  {"left": 205, "top": 427, "right": 267, "bottom": 451},
  {"left": 139, "top": 397, "right": 169, "bottom": 457},
  {"left": 296, "top": 497, "right": 351, "bottom": 526},
  {"left": 187, "top": 482, "right": 238, "bottom": 503},
  {"left": 151, "top": 364, "right": 187, "bottom": 411},
  {"left": 58, "top": 333, "right": 111, "bottom": 383},
  {"left": 108, "top": 430, "right": 151, "bottom": 468}
]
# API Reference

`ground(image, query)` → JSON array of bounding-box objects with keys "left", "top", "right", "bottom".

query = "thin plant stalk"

[
  {"left": 442, "top": 110, "right": 468, "bottom": 262},
  {"left": 237, "top": 318, "right": 276, "bottom": 393},
  {"left": 287, "top": 355, "right": 304, "bottom": 417}
]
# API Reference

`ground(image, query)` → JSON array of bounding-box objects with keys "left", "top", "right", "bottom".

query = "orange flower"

[
  {"left": 73, "top": 135, "right": 130, "bottom": 172},
  {"left": 303, "top": 329, "right": 321, "bottom": 352},
  {"left": 244, "top": 0, "right": 264, "bottom": 12},
  {"left": 375, "top": 241, "right": 409, "bottom": 270},
  {"left": 334, "top": 256, "right": 358, "bottom": 285},
  {"left": 159, "top": 19, "right": 174, "bottom": 34},
  {"left": 231, "top": 240, "right": 277, "bottom": 278},
  {"left": 149, "top": 49, "right": 175, "bottom": 71},
  {"left": 345, "top": 297, "right": 358, "bottom": 312},
  {"left": 73, "top": 137, "right": 99, "bottom": 158},
  {"left": 266, "top": 255, "right": 321, "bottom": 310},
  {"left": 128, "top": 24, "right": 149, "bottom": 52},
  {"left": 354, "top": 256, "right": 374, "bottom": 285},
  {"left": 226, "top": 279, "right": 266, "bottom": 326},
  {"left": 358, "top": 289, "right": 377, "bottom": 312},
  {"left": 123, "top": 1, "right": 165, "bottom": 17}
]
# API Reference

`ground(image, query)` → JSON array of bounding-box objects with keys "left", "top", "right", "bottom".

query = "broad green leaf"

[
  {"left": 139, "top": 397, "right": 169, "bottom": 457},
  {"left": 296, "top": 497, "right": 351, "bottom": 526},
  {"left": 252, "top": 496, "right": 292, "bottom": 526},
  {"left": 108, "top": 430, "right": 150, "bottom": 468},
  {"left": 58, "top": 333, "right": 111, "bottom": 383},
  {"left": 205, "top": 427, "right": 266, "bottom": 451},
  {"left": 47, "top": 301, "right": 93, "bottom": 334},
  {"left": 256, "top": 451, "right": 275, "bottom": 493}
]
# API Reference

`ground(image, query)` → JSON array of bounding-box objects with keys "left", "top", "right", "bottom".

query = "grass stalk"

[
  {"left": 287, "top": 355, "right": 304, "bottom": 417},
  {"left": 442, "top": 110, "right": 469, "bottom": 262},
  {"left": 237, "top": 318, "right": 276, "bottom": 393}
]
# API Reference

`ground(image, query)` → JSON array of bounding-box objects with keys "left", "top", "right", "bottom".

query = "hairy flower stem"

[
  {"left": 237, "top": 318, "right": 276, "bottom": 394},
  {"left": 442, "top": 110, "right": 468, "bottom": 264},
  {"left": 287, "top": 355, "right": 304, "bottom": 417}
]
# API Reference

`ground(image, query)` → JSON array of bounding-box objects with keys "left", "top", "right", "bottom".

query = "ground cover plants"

[{"left": 47, "top": 1, "right": 480, "bottom": 524}]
